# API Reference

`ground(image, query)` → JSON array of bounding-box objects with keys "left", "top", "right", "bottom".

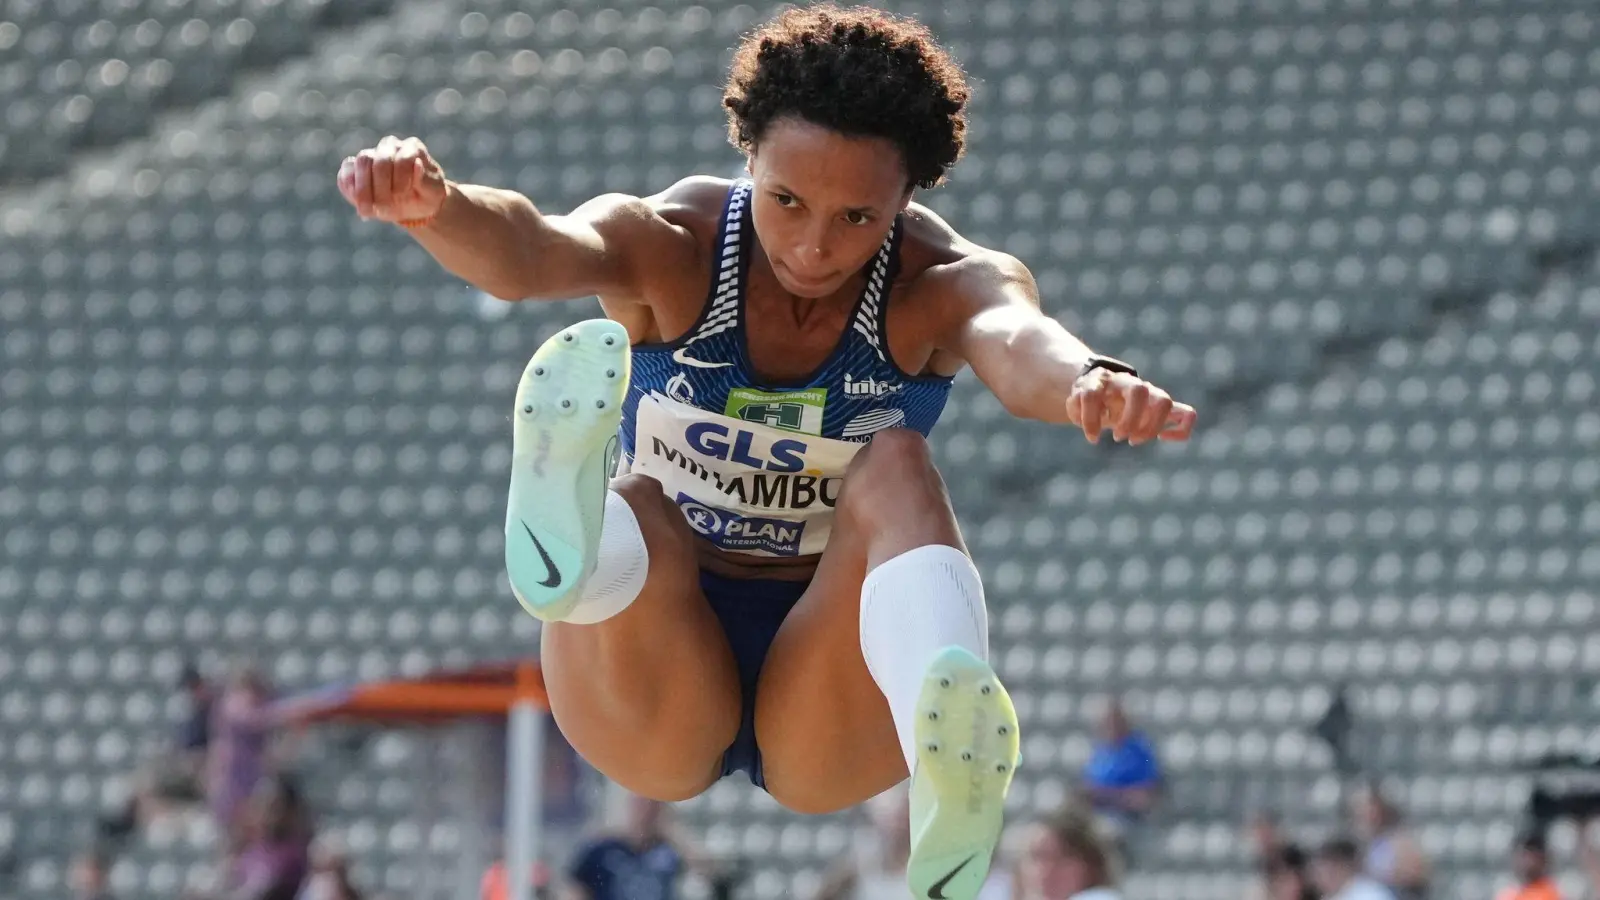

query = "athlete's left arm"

[{"left": 942, "top": 252, "right": 1197, "bottom": 443}]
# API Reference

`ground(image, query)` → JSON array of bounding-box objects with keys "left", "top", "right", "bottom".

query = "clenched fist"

[
  {"left": 1066, "top": 367, "right": 1197, "bottom": 445},
  {"left": 337, "top": 135, "right": 448, "bottom": 223}
]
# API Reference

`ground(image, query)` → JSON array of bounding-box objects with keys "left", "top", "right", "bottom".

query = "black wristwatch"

[{"left": 1078, "top": 354, "right": 1139, "bottom": 380}]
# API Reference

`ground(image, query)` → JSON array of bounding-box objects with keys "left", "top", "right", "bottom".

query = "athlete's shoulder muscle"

[
  {"left": 887, "top": 205, "right": 1040, "bottom": 376},
  {"left": 560, "top": 176, "right": 730, "bottom": 280},
  {"left": 900, "top": 203, "right": 1037, "bottom": 308},
  {"left": 576, "top": 176, "right": 731, "bottom": 339},
  {"left": 644, "top": 175, "right": 735, "bottom": 237},
  {"left": 561, "top": 188, "right": 698, "bottom": 280}
]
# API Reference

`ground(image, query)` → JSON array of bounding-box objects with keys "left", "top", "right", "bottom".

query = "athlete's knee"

[
  {"left": 838, "top": 429, "right": 951, "bottom": 531},
  {"left": 764, "top": 775, "right": 871, "bottom": 816},
  {"left": 553, "top": 707, "right": 725, "bottom": 802},
  {"left": 853, "top": 427, "right": 936, "bottom": 473},
  {"left": 609, "top": 472, "right": 667, "bottom": 510},
  {"left": 614, "top": 764, "right": 723, "bottom": 805},
  {"left": 609, "top": 473, "right": 693, "bottom": 546}
]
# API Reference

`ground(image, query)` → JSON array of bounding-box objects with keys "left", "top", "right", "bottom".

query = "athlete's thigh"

[
  {"left": 750, "top": 533, "right": 905, "bottom": 813},
  {"left": 539, "top": 474, "right": 742, "bottom": 801},
  {"left": 753, "top": 430, "right": 970, "bottom": 812},
  {"left": 754, "top": 520, "right": 984, "bottom": 813}
]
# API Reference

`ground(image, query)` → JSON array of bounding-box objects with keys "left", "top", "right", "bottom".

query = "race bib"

[{"left": 630, "top": 393, "right": 864, "bottom": 557}]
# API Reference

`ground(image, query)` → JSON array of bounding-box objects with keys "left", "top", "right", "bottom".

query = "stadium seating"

[
  {"left": 2, "top": 0, "right": 1597, "bottom": 898},
  {"left": 0, "top": 0, "right": 392, "bottom": 184}
]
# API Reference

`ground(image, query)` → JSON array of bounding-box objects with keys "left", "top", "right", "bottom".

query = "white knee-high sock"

[
  {"left": 859, "top": 544, "right": 990, "bottom": 774},
  {"left": 561, "top": 491, "right": 650, "bottom": 625}
]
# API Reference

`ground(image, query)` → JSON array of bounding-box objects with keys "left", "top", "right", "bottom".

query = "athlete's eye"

[
  {"left": 772, "top": 192, "right": 797, "bottom": 208},
  {"left": 844, "top": 210, "right": 872, "bottom": 226}
]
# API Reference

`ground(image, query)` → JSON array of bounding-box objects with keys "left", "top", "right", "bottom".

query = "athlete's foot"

[
  {"left": 905, "top": 646, "right": 1020, "bottom": 900},
  {"left": 504, "top": 319, "right": 630, "bottom": 622}
]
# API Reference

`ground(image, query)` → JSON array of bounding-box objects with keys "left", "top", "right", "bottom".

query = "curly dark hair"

[{"left": 723, "top": 4, "right": 970, "bottom": 190}]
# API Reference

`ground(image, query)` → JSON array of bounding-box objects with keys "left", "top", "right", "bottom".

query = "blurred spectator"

[
  {"left": 1015, "top": 806, "right": 1121, "bottom": 900},
  {"left": 296, "top": 836, "right": 364, "bottom": 900},
  {"left": 1247, "top": 811, "right": 1290, "bottom": 864},
  {"left": 1245, "top": 812, "right": 1319, "bottom": 900},
  {"left": 812, "top": 786, "right": 912, "bottom": 900},
  {"left": 1079, "top": 696, "right": 1161, "bottom": 853},
  {"left": 194, "top": 774, "right": 312, "bottom": 900},
  {"left": 1261, "top": 845, "right": 1321, "bottom": 900},
  {"left": 559, "top": 793, "right": 708, "bottom": 900},
  {"left": 69, "top": 846, "right": 116, "bottom": 900},
  {"left": 1580, "top": 819, "right": 1600, "bottom": 894},
  {"left": 479, "top": 859, "right": 552, "bottom": 900},
  {"left": 208, "top": 663, "right": 276, "bottom": 832},
  {"left": 147, "top": 664, "right": 215, "bottom": 805},
  {"left": 1312, "top": 838, "right": 1395, "bottom": 900},
  {"left": 1350, "top": 782, "right": 1430, "bottom": 900},
  {"left": 175, "top": 662, "right": 216, "bottom": 756},
  {"left": 101, "top": 664, "right": 215, "bottom": 839},
  {"left": 1493, "top": 828, "right": 1561, "bottom": 900}
]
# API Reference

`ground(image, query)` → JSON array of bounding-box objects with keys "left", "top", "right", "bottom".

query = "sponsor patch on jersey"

[
  {"left": 841, "top": 407, "right": 907, "bottom": 440},
  {"left": 675, "top": 493, "right": 806, "bottom": 556},
  {"left": 665, "top": 372, "right": 695, "bottom": 404},
  {"left": 723, "top": 387, "right": 828, "bottom": 435},
  {"left": 843, "top": 373, "right": 902, "bottom": 398}
]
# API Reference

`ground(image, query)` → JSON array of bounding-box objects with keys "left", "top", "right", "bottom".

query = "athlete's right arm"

[{"left": 336, "top": 135, "right": 686, "bottom": 305}]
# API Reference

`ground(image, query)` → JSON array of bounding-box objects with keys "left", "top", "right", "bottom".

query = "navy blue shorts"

[{"left": 699, "top": 568, "right": 809, "bottom": 789}]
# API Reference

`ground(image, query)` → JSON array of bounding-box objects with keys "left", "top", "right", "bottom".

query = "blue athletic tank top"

[{"left": 618, "top": 181, "right": 954, "bottom": 557}]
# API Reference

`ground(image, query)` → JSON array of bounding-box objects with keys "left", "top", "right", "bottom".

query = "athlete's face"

[{"left": 747, "top": 117, "right": 913, "bottom": 299}]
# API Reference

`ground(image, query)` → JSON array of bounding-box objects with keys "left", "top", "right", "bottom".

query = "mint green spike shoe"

[
  {"left": 905, "top": 646, "right": 1021, "bottom": 900},
  {"left": 503, "top": 319, "right": 630, "bottom": 622}
]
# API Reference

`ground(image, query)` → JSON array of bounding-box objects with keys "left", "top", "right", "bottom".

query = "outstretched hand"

[
  {"left": 336, "top": 135, "right": 449, "bottom": 223},
  {"left": 1065, "top": 367, "right": 1197, "bottom": 445}
]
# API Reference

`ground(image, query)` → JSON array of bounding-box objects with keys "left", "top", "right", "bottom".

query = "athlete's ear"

[{"left": 898, "top": 188, "right": 915, "bottom": 212}]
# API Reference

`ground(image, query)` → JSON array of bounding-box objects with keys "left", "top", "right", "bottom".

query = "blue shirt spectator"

[{"left": 1080, "top": 697, "right": 1162, "bottom": 828}]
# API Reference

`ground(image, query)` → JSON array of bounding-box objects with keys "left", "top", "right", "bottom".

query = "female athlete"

[{"left": 336, "top": 6, "right": 1196, "bottom": 899}]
